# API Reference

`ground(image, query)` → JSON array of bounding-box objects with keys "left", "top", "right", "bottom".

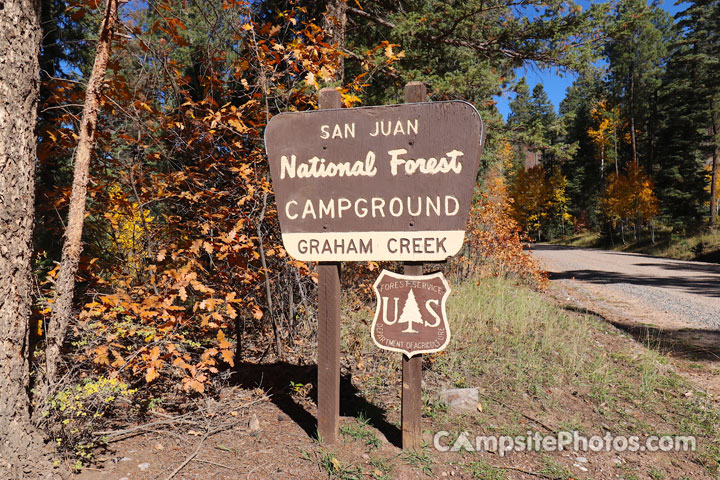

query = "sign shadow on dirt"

[{"left": 231, "top": 362, "right": 401, "bottom": 447}]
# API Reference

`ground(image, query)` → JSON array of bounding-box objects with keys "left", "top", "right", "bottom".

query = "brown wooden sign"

[
  {"left": 265, "top": 101, "right": 484, "bottom": 261},
  {"left": 371, "top": 270, "right": 451, "bottom": 357}
]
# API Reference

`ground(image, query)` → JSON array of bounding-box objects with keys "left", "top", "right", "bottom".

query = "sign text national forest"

[{"left": 265, "top": 101, "right": 484, "bottom": 261}]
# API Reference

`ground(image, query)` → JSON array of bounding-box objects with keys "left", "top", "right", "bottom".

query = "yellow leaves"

[
  {"left": 145, "top": 366, "right": 159, "bottom": 383},
  {"left": 305, "top": 71, "right": 318, "bottom": 90},
  {"left": 144, "top": 346, "right": 161, "bottom": 383},
  {"left": 135, "top": 101, "right": 154, "bottom": 113},
  {"left": 203, "top": 241, "right": 214, "bottom": 254},
  {"left": 341, "top": 92, "right": 362, "bottom": 108},
  {"left": 190, "top": 239, "right": 203, "bottom": 254},
  {"left": 62, "top": 3, "right": 356, "bottom": 398},
  {"left": 317, "top": 65, "right": 335, "bottom": 82},
  {"left": 509, "top": 165, "right": 570, "bottom": 240},
  {"left": 217, "top": 330, "right": 232, "bottom": 349},
  {"left": 182, "top": 377, "right": 205, "bottom": 393},
  {"left": 383, "top": 43, "right": 404, "bottom": 60},
  {"left": 221, "top": 349, "right": 234, "bottom": 367},
  {"left": 217, "top": 330, "right": 235, "bottom": 366},
  {"left": 602, "top": 162, "right": 659, "bottom": 225},
  {"left": 227, "top": 117, "right": 248, "bottom": 133}
]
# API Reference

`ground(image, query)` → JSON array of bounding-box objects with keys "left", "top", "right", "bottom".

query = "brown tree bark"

[
  {"left": 323, "top": 0, "right": 347, "bottom": 83},
  {"left": 46, "top": 0, "right": 119, "bottom": 385},
  {"left": 711, "top": 99, "right": 719, "bottom": 227},
  {"left": 0, "top": 1, "right": 63, "bottom": 477}
]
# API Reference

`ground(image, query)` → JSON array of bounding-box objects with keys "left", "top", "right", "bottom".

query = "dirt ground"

[
  {"left": 73, "top": 379, "right": 710, "bottom": 480},
  {"left": 67, "top": 248, "right": 720, "bottom": 479},
  {"left": 71, "top": 343, "right": 716, "bottom": 480}
]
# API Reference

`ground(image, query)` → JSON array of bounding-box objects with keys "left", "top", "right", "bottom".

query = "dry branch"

[{"left": 46, "top": 0, "right": 120, "bottom": 386}]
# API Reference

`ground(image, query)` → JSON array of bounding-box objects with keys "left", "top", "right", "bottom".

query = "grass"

[
  {"left": 340, "top": 413, "right": 381, "bottom": 450},
  {"left": 465, "top": 459, "right": 508, "bottom": 479},
  {"left": 538, "top": 455, "right": 573, "bottom": 479},
  {"left": 437, "top": 276, "right": 594, "bottom": 396},
  {"left": 317, "top": 449, "right": 364, "bottom": 480},
  {"left": 331, "top": 274, "right": 720, "bottom": 478},
  {"left": 401, "top": 448, "right": 434, "bottom": 476},
  {"left": 368, "top": 457, "right": 394, "bottom": 480}
]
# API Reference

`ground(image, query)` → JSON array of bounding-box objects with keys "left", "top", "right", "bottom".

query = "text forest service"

[{"left": 265, "top": 101, "right": 484, "bottom": 261}]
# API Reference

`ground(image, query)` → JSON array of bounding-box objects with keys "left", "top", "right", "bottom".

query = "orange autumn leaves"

[
  {"left": 36, "top": 0, "right": 355, "bottom": 394},
  {"left": 456, "top": 161, "right": 547, "bottom": 286}
]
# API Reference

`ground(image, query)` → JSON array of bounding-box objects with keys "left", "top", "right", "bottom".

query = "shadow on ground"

[
  {"left": 231, "top": 362, "right": 401, "bottom": 447},
  {"left": 563, "top": 305, "right": 720, "bottom": 361}
]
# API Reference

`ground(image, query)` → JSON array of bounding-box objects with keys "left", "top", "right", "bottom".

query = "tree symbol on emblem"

[{"left": 397, "top": 289, "right": 423, "bottom": 334}]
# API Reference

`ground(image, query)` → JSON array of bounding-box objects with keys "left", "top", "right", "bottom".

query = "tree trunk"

[
  {"left": 710, "top": 99, "right": 719, "bottom": 227},
  {"left": 651, "top": 220, "right": 655, "bottom": 245},
  {"left": 629, "top": 68, "right": 638, "bottom": 166},
  {"left": 614, "top": 123, "right": 619, "bottom": 176},
  {"left": 323, "top": 0, "right": 347, "bottom": 83},
  {"left": 0, "top": 1, "right": 62, "bottom": 477},
  {"left": 46, "top": 0, "right": 118, "bottom": 386}
]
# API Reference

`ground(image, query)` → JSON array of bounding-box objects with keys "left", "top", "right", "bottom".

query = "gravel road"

[{"left": 531, "top": 244, "right": 720, "bottom": 329}]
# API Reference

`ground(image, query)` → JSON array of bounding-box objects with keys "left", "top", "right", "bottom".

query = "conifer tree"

[
  {"left": 397, "top": 289, "right": 423, "bottom": 334},
  {"left": 654, "top": 0, "right": 719, "bottom": 228},
  {"left": 605, "top": 0, "right": 672, "bottom": 169}
]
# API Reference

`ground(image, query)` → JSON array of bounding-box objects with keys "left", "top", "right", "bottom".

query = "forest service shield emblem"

[{"left": 370, "top": 270, "right": 451, "bottom": 357}]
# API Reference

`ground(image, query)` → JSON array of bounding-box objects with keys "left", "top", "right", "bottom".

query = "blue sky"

[{"left": 493, "top": 0, "right": 689, "bottom": 119}]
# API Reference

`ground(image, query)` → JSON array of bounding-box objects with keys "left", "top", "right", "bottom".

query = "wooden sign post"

[
  {"left": 317, "top": 88, "right": 342, "bottom": 445},
  {"left": 402, "top": 82, "right": 425, "bottom": 450},
  {"left": 264, "top": 82, "right": 484, "bottom": 448}
]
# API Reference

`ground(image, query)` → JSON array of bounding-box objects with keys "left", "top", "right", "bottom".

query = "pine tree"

[
  {"left": 605, "top": 0, "right": 672, "bottom": 169},
  {"left": 507, "top": 80, "right": 568, "bottom": 167},
  {"left": 397, "top": 289, "right": 423, "bottom": 334},
  {"left": 507, "top": 78, "right": 533, "bottom": 130},
  {"left": 530, "top": 84, "right": 556, "bottom": 138},
  {"left": 653, "top": 0, "right": 719, "bottom": 228},
  {"left": 0, "top": 0, "right": 61, "bottom": 476},
  {"left": 558, "top": 70, "right": 608, "bottom": 229}
]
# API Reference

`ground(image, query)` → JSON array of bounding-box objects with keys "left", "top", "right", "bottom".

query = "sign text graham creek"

[{"left": 265, "top": 101, "right": 484, "bottom": 261}]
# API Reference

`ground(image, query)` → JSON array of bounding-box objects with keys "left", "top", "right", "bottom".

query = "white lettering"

[
  {"left": 285, "top": 200, "right": 298, "bottom": 220},
  {"left": 387, "top": 149, "right": 465, "bottom": 176},
  {"left": 445, "top": 196, "right": 459, "bottom": 216},
  {"left": 302, "top": 199, "right": 316, "bottom": 219},
  {"left": 280, "top": 155, "right": 296, "bottom": 179},
  {"left": 425, "top": 299, "right": 441, "bottom": 327}
]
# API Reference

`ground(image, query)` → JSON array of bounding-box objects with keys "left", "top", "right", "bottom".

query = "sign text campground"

[{"left": 265, "top": 101, "right": 484, "bottom": 261}]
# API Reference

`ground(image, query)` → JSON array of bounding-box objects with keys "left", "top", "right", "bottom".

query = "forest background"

[{"left": 1, "top": 0, "right": 719, "bottom": 476}]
